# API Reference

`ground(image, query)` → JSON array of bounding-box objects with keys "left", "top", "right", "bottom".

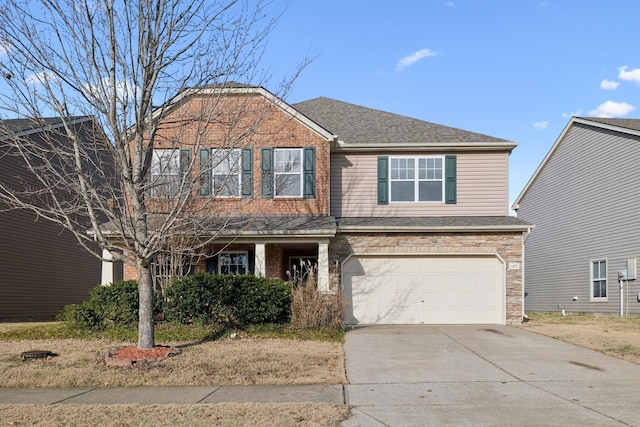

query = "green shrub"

[
  {"left": 58, "top": 280, "right": 162, "bottom": 330},
  {"left": 164, "top": 273, "right": 291, "bottom": 326},
  {"left": 236, "top": 276, "right": 292, "bottom": 324}
]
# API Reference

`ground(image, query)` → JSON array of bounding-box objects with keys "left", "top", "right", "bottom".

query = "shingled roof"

[
  {"left": 577, "top": 117, "right": 640, "bottom": 133},
  {"left": 0, "top": 116, "right": 89, "bottom": 137},
  {"left": 293, "top": 97, "right": 512, "bottom": 145}
]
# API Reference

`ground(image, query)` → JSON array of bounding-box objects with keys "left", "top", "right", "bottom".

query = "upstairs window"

[
  {"left": 200, "top": 148, "right": 252, "bottom": 198},
  {"left": 261, "top": 147, "right": 315, "bottom": 199},
  {"left": 591, "top": 259, "right": 607, "bottom": 301},
  {"left": 378, "top": 155, "right": 456, "bottom": 205},
  {"left": 390, "top": 156, "right": 444, "bottom": 202},
  {"left": 212, "top": 149, "right": 241, "bottom": 197},
  {"left": 151, "top": 148, "right": 190, "bottom": 197},
  {"left": 274, "top": 148, "right": 303, "bottom": 197}
]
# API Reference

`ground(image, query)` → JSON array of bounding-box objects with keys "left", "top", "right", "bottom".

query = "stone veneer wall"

[{"left": 328, "top": 231, "right": 525, "bottom": 324}]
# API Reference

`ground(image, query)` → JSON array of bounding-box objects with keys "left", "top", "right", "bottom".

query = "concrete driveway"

[{"left": 342, "top": 325, "right": 640, "bottom": 426}]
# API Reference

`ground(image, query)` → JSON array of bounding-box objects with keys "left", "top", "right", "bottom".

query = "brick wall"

[
  {"left": 328, "top": 231, "right": 525, "bottom": 324},
  {"left": 144, "top": 92, "right": 331, "bottom": 216}
]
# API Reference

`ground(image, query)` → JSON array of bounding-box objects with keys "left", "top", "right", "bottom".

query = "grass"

[
  {"left": 519, "top": 312, "right": 640, "bottom": 364},
  {"left": 0, "top": 321, "right": 344, "bottom": 343}
]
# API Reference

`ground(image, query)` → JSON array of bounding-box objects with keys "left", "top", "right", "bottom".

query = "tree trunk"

[{"left": 136, "top": 260, "right": 155, "bottom": 349}]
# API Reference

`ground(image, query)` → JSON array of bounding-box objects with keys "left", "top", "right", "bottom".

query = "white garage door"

[{"left": 343, "top": 255, "right": 504, "bottom": 325}]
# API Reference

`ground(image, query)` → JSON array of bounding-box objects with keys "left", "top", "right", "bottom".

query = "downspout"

[{"left": 521, "top": 226, "right": 533, "bottom": 321}]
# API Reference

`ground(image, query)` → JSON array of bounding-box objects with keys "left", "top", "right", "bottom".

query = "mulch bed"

[{"left": 105, "top": 345, "right": 180, "bottom": 367}]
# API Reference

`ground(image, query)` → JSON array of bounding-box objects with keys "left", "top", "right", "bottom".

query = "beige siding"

[{"left": 330, "top": 151, "right": 510, "bottom": 217}]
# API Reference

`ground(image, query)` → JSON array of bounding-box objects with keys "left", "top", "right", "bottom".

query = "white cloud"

[
  {"left": 533, "top": 121, "right": 549, "bottom": 130},
  {"left": 562, "top": 110, "right": 583, "bottom": 118},
  {"left": 619, "top": 66, "right": 640, "bottom": 83},
  {"left": 84, "top": 77, "right": 137, "bottom": 104},
  {"left": 589, "top": 100, "right": 635, "bottom": 118},
  {"left": 395, "top": 49, "right": 439, "bottom": 71},
  {"left": 25, "top": 71, "right": 58, "bottom": 86},
  {"left": 600, "top": 79, "right": 619, "bottom": 90}
]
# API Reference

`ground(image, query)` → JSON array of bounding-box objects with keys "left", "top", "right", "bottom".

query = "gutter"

[
  {"left": 333, "top": 141, "right": 518, "bottom": 152},
  {"left": 337, "top": 224, "right": 534, "bottom": 233}
]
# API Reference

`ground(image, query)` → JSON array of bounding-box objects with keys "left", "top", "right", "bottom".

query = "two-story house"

[{"left": 110, "top": 84, "right": 532, "bottom": 325}]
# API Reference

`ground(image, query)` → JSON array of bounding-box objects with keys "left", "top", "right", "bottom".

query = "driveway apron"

[{"left": 342, "top": 325, "right": 640, "bottom": 426}]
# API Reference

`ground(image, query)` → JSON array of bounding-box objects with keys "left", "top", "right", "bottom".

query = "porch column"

[
  {"left": 101, "top": 248, "right": 114, "bottom": 286},
  {"left": 317, "top": 242, "right": 329, "bottom": 292},
  {"left": 254, "top": 243, "right": 266, "bottom": 277}
]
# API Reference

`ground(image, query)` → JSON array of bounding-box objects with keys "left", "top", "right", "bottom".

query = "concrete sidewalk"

[{"left": 0, "top": 384, "right": 345, "bottom": 405}]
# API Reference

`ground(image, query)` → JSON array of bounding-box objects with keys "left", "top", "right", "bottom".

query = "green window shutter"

[
  {"left": 303, "top": 147, "right": 315, "bottom": 198},
  {"left": 241, "top": 147, "right": 253, "bottom": 198},
  {"left": 261, "top": 147, "right": 273, "bottom": 198},
  {"left": 179, "top": 148, "right": 191, "bottom": 175},
  {"left": 445, "top": 155, "right": 457, "bottom": 204},
  {"left": 179, "top": 149, "right": 191, "bottom": 195},
  {"left": 199, "top": 148, "right": 211, "bottom": 196},
  {"left": 377, "top": 156, "right": 389, "bottom": 205}
]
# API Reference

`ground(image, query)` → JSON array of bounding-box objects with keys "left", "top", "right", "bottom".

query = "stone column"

[
  {"left": 317, "top": 242, "right": 330, "bottom": 292},
  {"left": 254, "top": 243, "right": 266, "bottom": 277},
  {"left": 101, "top": 248, "right": 114, "bottom": 286}
]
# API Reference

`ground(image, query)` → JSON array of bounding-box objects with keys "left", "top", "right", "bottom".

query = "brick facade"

[
  {"left": 328, "top": 231, "right": 525, "bottom": 324},
  {"left": 146, "top": 93, "right": 330, "bottom": 216}
]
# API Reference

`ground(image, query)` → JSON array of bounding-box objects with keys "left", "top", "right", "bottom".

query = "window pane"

[
  {"left": 390, "top": 181, "right": 414, "bottom": 201},
  {"left": 599, "top": 261, "right": 606, "bottom": 278},
  {"left": 275, "top": 174, "right": 301, "bottom": 196},
  {"left": 213, "top": 150, "right": 240, "bottom": 174},
  {"left": 219, "top": 252, "right": 248, "bottom": 275},
  {"left": 275, "top": 149, "right": 301, "bottom": 172},
  {"left": 419, "top": 181, "right": 443, "bottom": 201},
  {"left": 213, "top": 173, "right": 240, "bottom": 196}
]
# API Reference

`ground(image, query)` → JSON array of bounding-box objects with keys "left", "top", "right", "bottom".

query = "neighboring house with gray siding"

[
  {"left": 0, "top": 117, "right": 113, "bottom": 319},
  {"left": 513, "top": 117, "right": 640, "bottom": 316}
]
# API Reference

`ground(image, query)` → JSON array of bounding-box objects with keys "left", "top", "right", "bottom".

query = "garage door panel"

[{"left": 344, "top": 256, "right": 504, "bottom": 325}]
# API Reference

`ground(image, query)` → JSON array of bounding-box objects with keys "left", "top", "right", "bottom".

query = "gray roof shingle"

[
  {"left": 292, "top": 97, "right": 512, "bottom": 145},
  {"left": 0, "top": 117, "right": 70, "bottom": 135},
  {"left": 578, "top": 117, "right": 640, "bottom": 132}
]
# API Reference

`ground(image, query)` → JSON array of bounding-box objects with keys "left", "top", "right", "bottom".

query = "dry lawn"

[
  {"left": 0, "top": 403, "right": 350, "bottom": 426},
  {"left": 0, "top": 323, "right": 350, "bottom": 426},
  {"left": 517, "top": 313, "right": 640, "bottom": 364},
  {"left": 1, "top": 336, "right": 345, "bottom": 387}
]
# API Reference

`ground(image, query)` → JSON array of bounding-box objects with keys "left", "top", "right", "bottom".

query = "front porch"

[{"left": 104, "top": 216, "right": 336, "bottom": 292}]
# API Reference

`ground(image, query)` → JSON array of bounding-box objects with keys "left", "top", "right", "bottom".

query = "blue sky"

[{"left": 265, "top": 0, "right": 640, "bottom": 207}]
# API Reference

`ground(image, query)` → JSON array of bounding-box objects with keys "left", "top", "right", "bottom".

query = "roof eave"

[
  {"left": 337, "top": 224, "right": 534, "bottom": 233},
  {"left": 334, "top": 141, "right": 518, "bottom": 152}
]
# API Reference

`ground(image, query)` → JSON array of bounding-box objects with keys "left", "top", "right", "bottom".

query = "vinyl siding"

[
  {"left": 330, "top": 151, "right": 510, "bottom": 217},
  {"left": 518, "top": 123, "right": 640, "bottom": 315},
  {"left": 0, "top": 132, "right": 102, "bottom": 320}
]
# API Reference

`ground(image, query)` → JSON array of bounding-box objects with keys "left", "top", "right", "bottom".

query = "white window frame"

[
  {"left": 211, "top": 149, "right": 241, "bottom": 198},
  {"left": 389, "top": 155, "right": 445, "bottom": 203},
  {"left": 151, "top": 149, "right": 180, "bottom": 197},
  {"left": 274, "top": 148, "right": 303, "bottom": 198},
  {"left": 219, "top": 251, "right": 249, "bottom": 275},
  {"left": 590, "top": 259, "right": 608, "bottom": 302}
]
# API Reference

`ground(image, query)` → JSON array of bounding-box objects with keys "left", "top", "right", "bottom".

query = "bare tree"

[{"left": 0, "top": 0, "right": 300, "bottom": 349}]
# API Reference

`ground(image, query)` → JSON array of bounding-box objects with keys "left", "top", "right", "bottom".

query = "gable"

[{"left": 513, "top": 117, "right": 640, "bottom": 210}]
